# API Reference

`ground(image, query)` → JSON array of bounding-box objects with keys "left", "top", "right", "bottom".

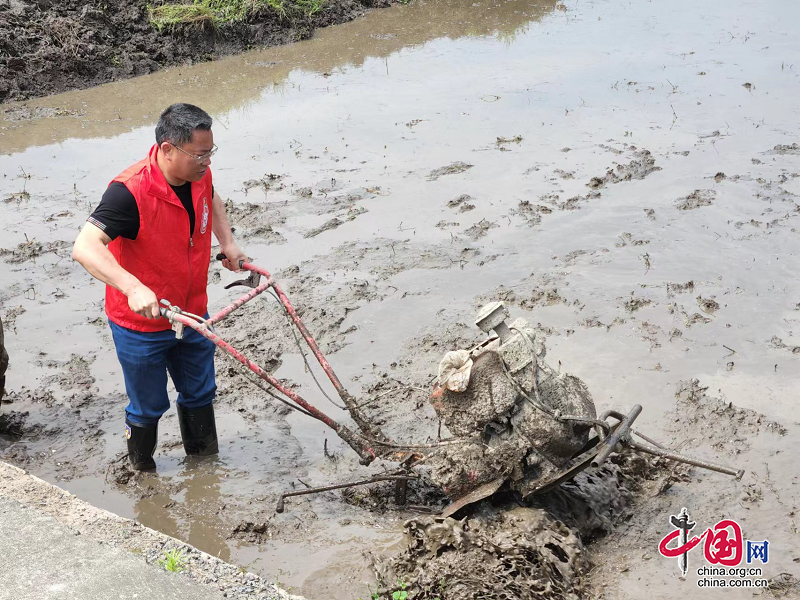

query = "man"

[{"left": 73, "top": 103, "right": 246, "bottom": 471}]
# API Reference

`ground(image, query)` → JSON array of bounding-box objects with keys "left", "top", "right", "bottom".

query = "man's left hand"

[{"left": 220, "top": 243, "right": 247, "bottom": 272}]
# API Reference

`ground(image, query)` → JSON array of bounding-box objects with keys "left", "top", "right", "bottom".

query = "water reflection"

[{"left": 135, "top": 457, "right": 231, "bottom": 561}]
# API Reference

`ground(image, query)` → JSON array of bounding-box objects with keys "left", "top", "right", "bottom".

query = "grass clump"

[
  {"left": 149, "top": 3, "right": 217, "bottom": 30},
  {"left": 157, "top": 547, "right": 188, "bottom": 573},
  {"left": 289, "top": 0, "right": 324, "bottom": 16},
  {"left": 149, "top": 0, "right": 324, "bottom": 31},
  {"left": 204, "top": 0, "right": 285, "bottom": 20}
]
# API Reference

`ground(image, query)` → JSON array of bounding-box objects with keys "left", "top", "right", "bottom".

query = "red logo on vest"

[{"left": 201, "top": 197, "right": 209, "bottom": 234}]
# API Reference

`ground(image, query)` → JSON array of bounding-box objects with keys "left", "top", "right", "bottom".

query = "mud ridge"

[
  {"left": 0, "top": 0, "right": 399, "bottom": 103},
  {"left": 585, "top": 148, "right": 661, "bottom": 189}
]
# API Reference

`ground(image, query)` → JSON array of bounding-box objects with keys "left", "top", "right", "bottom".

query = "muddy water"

[{"left": 2, "top": 0, "right": 800, "bottom": 598}]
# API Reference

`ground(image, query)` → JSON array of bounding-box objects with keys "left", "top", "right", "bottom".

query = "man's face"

[{"left": 161, "top": 128, "right": 215, "bottom": 183}]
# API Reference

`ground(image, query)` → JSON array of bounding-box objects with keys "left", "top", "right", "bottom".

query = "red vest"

[{"left": 106, "top": 144, "right": 213, "bottom": 332}]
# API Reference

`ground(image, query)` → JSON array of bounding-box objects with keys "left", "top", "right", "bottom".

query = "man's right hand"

[
  {"left": 127, "top": 284, "right": 160, "bottom": 319},
  {"left": 74, "top": 222, "right": 161, "bottom": 319}
]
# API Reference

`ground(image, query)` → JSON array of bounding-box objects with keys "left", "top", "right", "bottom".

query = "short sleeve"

[{"left": 87, "top": 182, "right": 141, "bottom": 240}]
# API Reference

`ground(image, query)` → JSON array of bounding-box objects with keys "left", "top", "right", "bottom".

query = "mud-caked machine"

[{"left": 425, "top": 301, "right": 743, "bottom": 516}]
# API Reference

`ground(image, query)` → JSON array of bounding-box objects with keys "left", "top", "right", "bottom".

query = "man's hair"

[{"left": 155, "top": 103, "right": 213, "bottom": 146}]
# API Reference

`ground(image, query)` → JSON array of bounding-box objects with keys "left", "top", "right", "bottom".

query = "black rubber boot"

[
  {"left": 177, "top": 403, "right": 219, "bottom": 456},
  {"left": 126, "top": 420, "right": 157, "bottom": 471}
]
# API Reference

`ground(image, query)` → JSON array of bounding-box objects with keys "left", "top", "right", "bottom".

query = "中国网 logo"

[{"left": 658, "top": 507, "right": 770, "bottom": 590}]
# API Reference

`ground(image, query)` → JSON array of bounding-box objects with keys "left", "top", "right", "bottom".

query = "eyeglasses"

[{"left": 172, "top": 143, "right": 218, "bottom": 164}]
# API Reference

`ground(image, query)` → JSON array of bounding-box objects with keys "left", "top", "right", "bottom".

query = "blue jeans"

[{"left": 110, "top": 320, "right": 217, "bottom": 426}]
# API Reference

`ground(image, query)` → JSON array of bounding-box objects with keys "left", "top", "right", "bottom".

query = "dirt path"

[{"left": 1, "top": 0, "right": 799, "bottom": 597}]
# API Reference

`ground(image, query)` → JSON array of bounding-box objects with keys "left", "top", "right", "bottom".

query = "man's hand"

[
  {"left": 220, "top": 242, "right": 247, "bottom": 273},
  {"left": 127, "top": 283, "right": 160, "bottom": 319},
  {"left": 73, "top": 222, "right": 160, "bottom": 318}
]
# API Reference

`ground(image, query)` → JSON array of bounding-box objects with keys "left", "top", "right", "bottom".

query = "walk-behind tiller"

[{"left": 160, "top": 256, "right": 744, "bottom": 516}]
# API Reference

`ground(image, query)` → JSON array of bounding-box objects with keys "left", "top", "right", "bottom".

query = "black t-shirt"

[{"left": 87, "top": 182, "right": 213, "bottom": 241}]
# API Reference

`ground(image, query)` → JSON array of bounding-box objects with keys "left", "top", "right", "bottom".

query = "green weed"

[
  {"left": 274, "top": 574, "right": 293, "bottom": 592},
  {"left": 205, "top": 0, "right": 280, "bottom": 20},
  {"left": 264, "top": 0, "right": 287, "bottom": 17},
  {"left": 157, "top": 547, "right": 187, "bottom": 573},
  {"left": 392, "top": 579, "right": 408, "bottom": 600},
  {"left": 292, "top": 0, "right": 324, "bottom": 16},
  {"left": 148, "top": 0, "right": 322, "bottom": 30},
  {"left": 149, "top": 3, "right": 217, "bottom": 31}
]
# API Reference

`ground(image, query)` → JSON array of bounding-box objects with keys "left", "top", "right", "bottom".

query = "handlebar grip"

[{"left": 216, "top": 253, "right": 245, "bottom": 269}]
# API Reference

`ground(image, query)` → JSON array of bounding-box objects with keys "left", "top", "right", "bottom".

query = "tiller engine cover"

[{"left": 429, "top": 302, "right": 596, "bottom": 502}]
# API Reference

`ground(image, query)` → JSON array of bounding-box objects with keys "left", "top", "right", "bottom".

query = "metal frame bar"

[
  {"left": 208, "top": 261, "right": 385, "bottom": 442},
  {"left": 276, "top": 475, "right": 415, "bottom": 513},
  {"left": 162, "top": 286, "right": 378, "bottom": 465}
]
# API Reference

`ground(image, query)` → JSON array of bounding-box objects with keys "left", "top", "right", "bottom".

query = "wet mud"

[
  {"left": 586, "top": 148, "right": 661, "bottom": 189},
  {"left": 676, "top": 189, "right": 716, "bottom": 211},
  {"left": 585, "top": 381, "right": 796, "bottom": 599},
  {"left": 378, "top": 507, "right": 590, "bottom": 599},
  {"left": 2, "top": 0, "right": 800, "bottom": 597}
]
